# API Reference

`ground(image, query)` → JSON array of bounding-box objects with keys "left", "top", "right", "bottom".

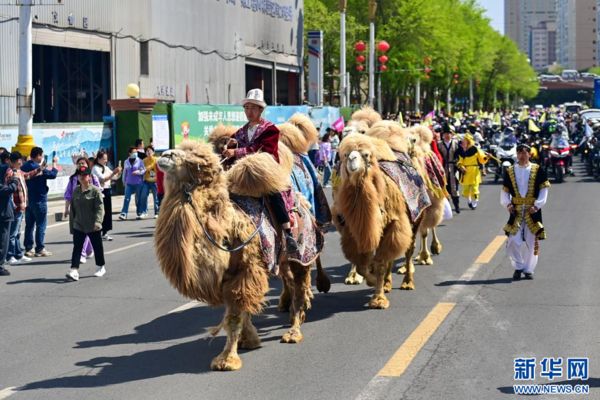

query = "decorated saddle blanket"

[
  {"left": 379, "top": 151, "right": 431, "bottom": 223},
  {"left": 231, "top": 194, "right": 324, "bottom": 274},
  {"left": 424, "top": 152, "right": 447, "bottom": 199}
]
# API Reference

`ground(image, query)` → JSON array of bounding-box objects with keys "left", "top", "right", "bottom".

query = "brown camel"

[
  {"left": 155, "top": 141, "right": 319, "bottom": 371},
  {"left": 332, "top": 134, "right": 416, "bottom": 310}
]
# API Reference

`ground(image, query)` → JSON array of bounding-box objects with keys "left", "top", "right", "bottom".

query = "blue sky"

[{"left": 477, "top": 0, "right": 504, "bottom": 34}]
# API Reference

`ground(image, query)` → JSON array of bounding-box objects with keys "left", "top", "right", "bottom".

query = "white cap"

[{"left": 242, "top": 88, "right": 267, "bottom": 108}]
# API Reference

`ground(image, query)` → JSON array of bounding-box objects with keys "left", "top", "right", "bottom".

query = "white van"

[{"left": 561, "top": 70, "right": 581, "bottom": 81}]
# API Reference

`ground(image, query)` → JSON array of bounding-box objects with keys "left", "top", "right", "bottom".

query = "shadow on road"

[{"left": 435, "top": 277, "right": 513, "bottom": 286}]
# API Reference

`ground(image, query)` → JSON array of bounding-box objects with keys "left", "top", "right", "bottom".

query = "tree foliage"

[{"left": 303, "top": 0, "right": 539, "bottom": 112}]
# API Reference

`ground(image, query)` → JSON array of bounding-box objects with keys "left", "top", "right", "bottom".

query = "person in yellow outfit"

[{"left": 457, "top": 133, "right": 488, "bottom": 209}]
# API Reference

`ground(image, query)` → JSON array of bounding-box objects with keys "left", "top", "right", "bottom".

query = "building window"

[{"left": 140, "top": 41, "right": 149, "bottom": 76}]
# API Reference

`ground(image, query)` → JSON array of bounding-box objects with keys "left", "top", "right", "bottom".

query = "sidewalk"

[{"left": 46, "top": 195, "right": 126, "bottom": 224}]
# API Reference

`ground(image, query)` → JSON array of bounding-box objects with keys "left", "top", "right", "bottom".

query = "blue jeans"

[
  {"left": 7, "top": 211, "right": 24, "bottom": 260},
  {"left": 322, "top": 163, "right": 332, "bottom": 186},
  {"left": 139, "top": 181, "right": 159, "bottom": 215},
  {"left": 121, "top": 183, "right": 142, "bottom": 216},
  {"left": 24, "top": 202, "right": 48, "bottom": 253}
]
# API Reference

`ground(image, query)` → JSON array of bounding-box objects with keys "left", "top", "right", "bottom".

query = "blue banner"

[{"left": 594, "top": 79, "right": 600, "bottom": 108}]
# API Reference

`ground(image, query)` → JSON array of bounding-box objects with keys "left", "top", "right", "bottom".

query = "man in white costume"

[{"left": 500, "top": 143, "right": 550, "bottom": 281}]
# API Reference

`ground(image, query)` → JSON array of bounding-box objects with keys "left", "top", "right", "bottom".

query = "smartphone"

[
  {"left": 118, "top": 160, "right": 122, "bottom": 168},
  {"left": 51, "top": 150, "right": 56, "bottom": 161},
  {"left": 43, "top": 155, "right": 48, "bottom": 166}
]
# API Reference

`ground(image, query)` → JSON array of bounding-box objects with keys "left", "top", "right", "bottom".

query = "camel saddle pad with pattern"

[
  {"left": 231, "top": 194, "right": 324, "bottom": 273},
  {"left": 379, "top": 151, "right": 431, "bottom": 223}
]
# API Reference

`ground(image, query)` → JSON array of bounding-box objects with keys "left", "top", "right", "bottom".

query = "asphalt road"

[{"left": 1, "top": 161, "right": 599, "bottom": 400}]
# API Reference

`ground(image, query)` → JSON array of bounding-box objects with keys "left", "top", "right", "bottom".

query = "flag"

[
  {"left": 528, "top": 119, "right": 540, "bottom": 133},
  {"left": 519, "top": 109, "right": 529, "bottom": 121},
  {"left": 423, "top": 111, "right": 435, "bottom": 125},
  {"left": 397, "top": 112, "right": 404, "bottom": 127},
  {"left": 539, "top": 112, "right": 546, "bottom": 124},
  {"left": 493, "top": 112, "right": 501, "bottom": 125},
  {"left": 331, "top": 116, "right": 345, "bottom": 132}
]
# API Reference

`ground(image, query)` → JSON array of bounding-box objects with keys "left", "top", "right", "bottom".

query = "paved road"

[{"left": 1, "top": 162, "right": 599, "bottom": 400}]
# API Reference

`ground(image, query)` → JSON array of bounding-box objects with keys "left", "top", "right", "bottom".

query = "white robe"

[{"left": 500, "top": 163, "right": 548, "bottom": 273}]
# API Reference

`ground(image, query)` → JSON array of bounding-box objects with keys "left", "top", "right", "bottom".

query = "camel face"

[
  {"left": 157, "top": 149, "right": 184, "bottom": 174},
  {"left": 346, "top": 150, "right": 364, "bottom": 173},
  {"left": 158, "top": 142, "right": 222, "bottom": 185}
]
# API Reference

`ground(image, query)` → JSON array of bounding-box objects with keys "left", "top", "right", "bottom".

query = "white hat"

[{"left": 242, "top": 88, "right": 267, "bottom": 108}]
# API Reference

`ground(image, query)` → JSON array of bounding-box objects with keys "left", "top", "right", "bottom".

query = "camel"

[
  {"left": 342, "top": 106, "right": 382, "bottom": 137},
  {"left": 407, "top": 125, "right": 446, "bottom": 266},
  {"left": 155, "top": 141, "right": 321, "bottom": 371},
  {"left": 332, "top": 134, "right": 417, "bottom": 309}
]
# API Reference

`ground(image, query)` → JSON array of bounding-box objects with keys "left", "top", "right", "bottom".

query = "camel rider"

[
  {"left": 222, "top": 88, "right": 299, "bottom": 253},
  {"left": 501, "top": 143, "right": 550, "bottom": 280},
  {"left": 457, "top": 133, "right": 488, "bottom": 210},
  {"left": 437, "top": 123, "right": 462, "bottom": 213}
]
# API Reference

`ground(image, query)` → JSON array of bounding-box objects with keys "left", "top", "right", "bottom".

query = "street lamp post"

[
  {"left": 368, "top": 0, "right": 376, "bottom": 107},
  {"left": 13, "top": 0, "right": 36, "bottom": 154},
  {"left": 339, "top": 0, "right": 347, "bottom": 107}
]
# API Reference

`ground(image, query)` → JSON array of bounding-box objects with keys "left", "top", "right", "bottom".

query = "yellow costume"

[{"left": 457, "top": 134, "right": 488, "bottom": 208}]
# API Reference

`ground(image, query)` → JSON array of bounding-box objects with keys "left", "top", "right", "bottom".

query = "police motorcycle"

[{"left": 491, "top": 127, "right": 518, "bottom": 183}]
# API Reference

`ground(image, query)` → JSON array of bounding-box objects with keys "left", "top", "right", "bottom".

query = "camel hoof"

[
  {"left": 431, "top": 243, "right": 443, "bottom": 255},
  {"left": 368, "top": 295, "right": 390, "bottom": 309},
  {"left": 383, "top": 281, "right": 393, "bottom": 293},
  {"left": 416, "top": 257, "right": 433, "bottom": 265},
  {"left": 281, "top": 329, "right": 304, "bottom": 344},
  {"left": 396, "top": 265, "right": 407, "bottom": 275},
  {"left": 211, "top": 354, "right": 242, "bottom": 371},
  {"left": 400, "top": 281, "right": 415, "bottom": 290},
  {"left": 344, "top": 272, "right": 364, "bottom": 285}
]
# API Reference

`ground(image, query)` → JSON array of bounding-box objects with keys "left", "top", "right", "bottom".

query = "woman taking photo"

[
  {"left": 92, "top": 150, "right": 121, "bottom": 240},
  {"left": 66, "top": 166, "right": 106, "bottom": 281}
]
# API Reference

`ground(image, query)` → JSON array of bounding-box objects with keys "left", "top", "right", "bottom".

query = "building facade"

[
  {"left": 0, "top": 0, "right": 303, "bottom": 125},
  {"left": 529, "top": 21, "right": 556, "bottom": 71},
  {"left": 556, "top": 0, "right": 596, "bottom": 70}
]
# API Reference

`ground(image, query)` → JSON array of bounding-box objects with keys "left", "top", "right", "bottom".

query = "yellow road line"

[
  {"left": 377, "top": 302, "right": 456, "bottom": 377},
  {"left": 474, "top": 235, "right": 506, "bottom": 264}
]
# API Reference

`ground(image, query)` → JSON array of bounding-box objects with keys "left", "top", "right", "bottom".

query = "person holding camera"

[{"left": 21, "top": 147, "right": 58, "bottom": 257}]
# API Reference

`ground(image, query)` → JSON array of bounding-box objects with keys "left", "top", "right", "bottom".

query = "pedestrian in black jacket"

[{"left": 0, "top": 163, "right": 19, "bottom": 276}]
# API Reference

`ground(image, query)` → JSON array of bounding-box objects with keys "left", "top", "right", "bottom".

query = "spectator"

[
  {"left": 65, "top": 166, "right": 106, "bottom": 281},
  {"left": 135, "top": 139, "right": 147, "bottom": 160},
  {"left": 0, "top": 151, "right": 9, "bottom": 166},
  {"left": 0, "top": 160, "right": 19, "bottom": 275},
  {"left": 318, "top": 134, "right": 332, "bottom": 188},
  {"left": 119, "top": 146, "right": 146, "bottom": 220},
  {"left": 64, "top": 157, "right": 101, "bottom": 264},
  {"left": 21, "top": 147, "right": 58, "bottom": 257},
  {"left": 92, "top": 150, "right": 121, "bottom": 241},
  {"left": 139, "top": 145, "right": 159, "bottom": 219},
  {"left": 6, "top": 152, "right": 38, "bottom": 265},
  {"left": 330, "top": 130, "right": 340, "bottom": 165}
]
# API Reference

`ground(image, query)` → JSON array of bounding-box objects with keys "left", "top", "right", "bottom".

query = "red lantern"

[
  {"left": 378, "top": 55, "right": 388, "bottom": 64},
  {"left": 424, "top": 67, "right": 431, "bottom": 74},
  {"left": 356, "top": 55, "right": 366, "bottom": 63},
  {"left": 377, "top": 40, "right": 390, "bottom": 53},
  {"left": 354, "top": 41, "right": 366, "bottom": 52},
  {"left": 379, "top": 65, "right": 388, "bottom": 72},
  {"left": 356, "top": 64, "right": 365, "bottom": 72}
]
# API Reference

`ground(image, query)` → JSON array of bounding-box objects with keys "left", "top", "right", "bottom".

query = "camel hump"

[{"left": 227, "top": 152, "right": 291, "bottom": 197}]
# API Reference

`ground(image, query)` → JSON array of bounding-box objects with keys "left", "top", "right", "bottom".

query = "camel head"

[
  {"left": 338, "top": 134, "right": 380, "bottom": 183},
  {"left": 208, "top": 124, "right": 238, "bottom": 155},
  {"left": 158, "top": 141, "right": 224, "bottom": 192},
  {"left": 342, "top": 119, "right": 369, "bottom": 137},
  {"left": 350, "top": 106, "right": 382, "bottom": 128}
]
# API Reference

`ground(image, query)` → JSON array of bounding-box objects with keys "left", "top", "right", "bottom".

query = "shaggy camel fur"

[
  {"left": 332, "top": 134, "right": 415, "bottom": 309},
  {"left": 155, "top": 141, "right": 315, "bottom": 371},
  {"left": 288, "top": 113, "right": 319, "bottom": 146},
  {"left": 407, "top": 126, "right": 446, "bottom": 266},
  {"left": 342, "top": 106, "right": 382, "bottom": 137},
  {"left": 208, "top": 124, "right": 239, "bottom": 154}
]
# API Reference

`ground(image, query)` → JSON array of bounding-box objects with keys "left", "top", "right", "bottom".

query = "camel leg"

[
  {"left": 210, "top": 306, "right": 244, "bottom": 371},
  {"left": 368, "top": 262, "right": 390, "bottom": 309},
  {"left": 401, "top": 235, "right": 418, "bottom": 291},
  {"left": 430, "top": 227, "right": 443, "bottom": 255},
  {"left": 238, "top": 313, "right": 261, "bottom": 350},
  {"left": 415, "top": 230, "right": 433, "bottom": 265},
  {"left": 315, "top": 256, "right": 331, "bottom": 293},
  {"left": 344, "top": 264, "right": 365, "bottom": 285},
  {"left": 278, "top": 275, "right": 292, "bottom": 313},
  {"left": 281, "top": 263, "right": 310, "bottom": 343},
  {"left": 383, "top": 261, "right": 393, "bottom": 293},
  {"left": 356, "top": 263, "right": 377, "bottom": 287}
]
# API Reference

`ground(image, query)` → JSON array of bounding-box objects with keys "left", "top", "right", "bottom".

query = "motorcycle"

[
  {"left": 493, "top": 136, "right": 517, "bottom": 183},
  {"left": 542, "top": 137, "right": 577, "bottom": 183}
]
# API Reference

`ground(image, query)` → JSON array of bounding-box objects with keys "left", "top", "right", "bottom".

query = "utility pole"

[
  {"left": 368, "top": 0, "right": 376, "bottom": 107},
  {"left": 469, "top": 77, "right": 474, "bottom": 112},
  {"left": 13, "top": 0, "right": 36, "bottom": 154},
  {"left": 415, "top": 77, "right": 421, "bottom": 114},
  {"left": 339, "top": 0, "right": 347, "bottom": 107}
]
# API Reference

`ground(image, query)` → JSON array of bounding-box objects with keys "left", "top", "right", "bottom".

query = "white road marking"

[
  {"left": 104, "top": 241, "right": 148, "bottom": 255},
  {"left": 43, "top": 221, "right": 69, "bottom": 229},
  {"left": 168, "top": 301, "right": 200, "bottom": 314},
  {"left": 0, "top": 387, "right": 18, "bottom": 399}
]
